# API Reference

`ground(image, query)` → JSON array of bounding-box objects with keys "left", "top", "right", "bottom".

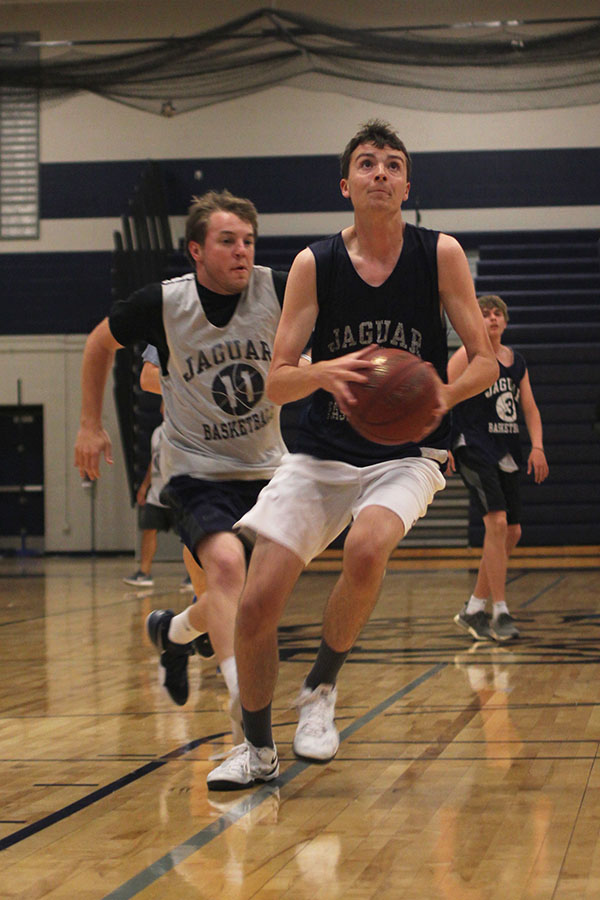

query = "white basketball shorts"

[{"left": 236, "top": 452, "right": 446, "bottom": 566}]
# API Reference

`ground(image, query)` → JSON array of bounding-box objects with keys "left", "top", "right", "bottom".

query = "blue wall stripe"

[
  {"left": 0, "top": 252, "right": 113, "bottom": 334},
  {"left": 40, "top": 148, "right": 600, "bottom": 219},
  {"left": 2, "top": 227, "right": 599, "bottom": 335},
  {"left": 5, "top": 145, "right": 600, "bottom": 335}
]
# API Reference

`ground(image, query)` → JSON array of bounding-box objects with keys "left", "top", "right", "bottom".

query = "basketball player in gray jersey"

[{"left": 75, "top": 190, "right": 289, "bottom": 742}]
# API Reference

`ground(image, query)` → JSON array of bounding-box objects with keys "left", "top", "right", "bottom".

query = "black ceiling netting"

[{"left": 1, "top": 8, "right": 600, "bottom": 115}]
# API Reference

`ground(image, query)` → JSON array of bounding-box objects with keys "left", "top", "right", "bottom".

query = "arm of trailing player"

[
  {"left": 446, "top": 345, "right": 469, "bottom": 384},
  {"left": 140, "top": 360, "right": 161, "bottom": 394},
  {"left": 266, "top": 247, "right": 374, "bottom": 413},
  {"left": 438, "top": 234, "right": 498, "bottom": 409},
  {"left": 74, "top": 318, "right": 124, "bottom": 481},
  {"left": 520, "top": 368, "right": 549, "bottom": 484}
]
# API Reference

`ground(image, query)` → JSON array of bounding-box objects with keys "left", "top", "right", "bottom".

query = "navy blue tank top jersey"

[
  {"left": 295, "top": 225, "right": 450, "bottom": 466},
  {"left": 452, "top": 350, "right": 527, "bottom": 467}
]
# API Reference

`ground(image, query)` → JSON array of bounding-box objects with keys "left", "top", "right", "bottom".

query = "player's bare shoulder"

[
  {"left": 285, "top": 245, "right": 317, "bottom": 295},
  {"left": 436, "top": 231, "right": 477, "bottom": 308},
  {"left": 293, "top": 245, "right": 317, "bottom": 271},
  {"left": 437, "top": 231, "right": 468, "bottom": 267}
]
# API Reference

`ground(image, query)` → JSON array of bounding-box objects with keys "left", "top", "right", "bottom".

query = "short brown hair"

[
  {"left": 185, "top": 190, "right": 258, "bottom": 263},
  {"left": 340, "top": 119, "right": 411, "bottom": 180},
  {"left": 478, "top": 294, "right": 509, "bottom": 322}
]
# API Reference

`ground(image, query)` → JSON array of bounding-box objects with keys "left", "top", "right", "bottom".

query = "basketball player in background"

[
  {"left": 206, "top": 119, "right": 499, "bottom": 790},
  {"left": 124, "top": 351, "right": 196, "bottom": 592},
  {"left": 122, "top": 403, "right": 174, "bottom": 589},
  {"left": 135, "top": 345, "right": 213, "bottom": 657},
  {"left": 450, "top": 294, "right": 549, "bottom": 642},
  {"left": 74, "top": 190, "right": 289, "bottom": 743}
]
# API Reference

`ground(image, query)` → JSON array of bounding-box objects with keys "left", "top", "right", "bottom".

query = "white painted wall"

[{"left": 0, "top": 336, "right": 135, "bottom": 551}]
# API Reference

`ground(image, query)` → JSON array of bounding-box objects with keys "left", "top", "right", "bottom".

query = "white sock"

[
  {"left": 466, "top": 595, "right": 487, "bottom": 615},
  {"left": 219, "top": 656, "right": 239, "bottom": 697},
  {"left": 493, "top": 601, "right": 509, "bottom": 619},
  {"left": 168, "top": 607, "right": 202, "bottom": 644}
]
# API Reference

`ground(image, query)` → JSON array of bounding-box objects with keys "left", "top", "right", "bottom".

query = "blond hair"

[
  {"left": 185, "top": 190, "right": 258, "bottom": 263},
  {"left": 478, "top": 294, "right": 509, "bottom": 323}
]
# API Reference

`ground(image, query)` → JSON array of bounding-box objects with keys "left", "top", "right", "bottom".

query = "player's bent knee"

[
  {"left": 205, "top": 551, "right": 246, "bottom": 594},
  {"left": 342, "top": 539, "right": 389, "bottom": 586},
  {"left": 237, "top": 593, "right": 281, "bottom": 638},
  {"left": 484, "top": 510, "right": 508, "bottom": 536}
]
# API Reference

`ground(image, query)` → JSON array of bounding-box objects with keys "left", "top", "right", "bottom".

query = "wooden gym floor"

[{"left": 1, "top": 549, "right": 600, "bottom": 899}]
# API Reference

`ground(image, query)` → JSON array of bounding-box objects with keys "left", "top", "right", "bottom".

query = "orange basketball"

[{"left": 346, "top": 346, "right": 440, "bottom": 445}]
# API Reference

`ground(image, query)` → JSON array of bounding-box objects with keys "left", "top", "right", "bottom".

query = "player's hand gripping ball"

[{"left": 346, "top": 346, "right": 441, "bottom": 444}]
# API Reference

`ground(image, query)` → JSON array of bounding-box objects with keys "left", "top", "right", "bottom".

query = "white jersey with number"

[{"left": 158, "top": 267, "right": 285, "bottom": 482}]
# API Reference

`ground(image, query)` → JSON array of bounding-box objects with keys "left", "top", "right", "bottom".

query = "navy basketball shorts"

[
  {"left": 138, "top": 501, "right": 174, "bottom": 532},
  {"left": 454, "top": 445, "right": 521, "bottom": 525},
  {"left": 159, "top": 475, "right": 269, "bottom": 564}
]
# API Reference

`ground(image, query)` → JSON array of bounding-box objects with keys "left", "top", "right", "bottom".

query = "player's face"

[
  {"left": 340, "top": 142, "right": 410, "bottom": 212},
  {"left": 481, "top": 305, "right": 507, "bottom": 340},
  {"left": 189, "top": 210, "right": 256, "bottom": 294}
]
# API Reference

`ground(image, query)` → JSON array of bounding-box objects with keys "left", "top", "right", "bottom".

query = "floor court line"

[
  {"left": 0, "top": 733, "right": 224, "bottom": 852},
  {"left": 0, "top": 574, "right": 552, "bottom": 855},
  {"left": 0, "top": 586, "right": 179, "bottom": 629},
  {"left": 518, "top": 573, "right": 566, "bottom": 608},
  {"left": 100, "top": 662, "right": 447, "bottom": 900}
]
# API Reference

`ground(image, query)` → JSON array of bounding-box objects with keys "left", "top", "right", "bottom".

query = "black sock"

[
  {"left": 242, "top": 702, "right": 274, "bottom": 749},
  {"left": 305, "top": 639, "right": 349, "bottom": 690}
]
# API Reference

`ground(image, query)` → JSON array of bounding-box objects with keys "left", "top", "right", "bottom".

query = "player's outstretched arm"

[{"left": 74, "top": 318, "right": 123, "bottom": 480}]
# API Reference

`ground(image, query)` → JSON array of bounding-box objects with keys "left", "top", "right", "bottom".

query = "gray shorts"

[{"left": 236, "top": 453, "right": 446, "bottom": 565}]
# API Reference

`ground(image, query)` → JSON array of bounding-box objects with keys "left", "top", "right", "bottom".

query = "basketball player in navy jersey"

[
  {"left": 450, "top": 295, "right": 549, "bottom": 642},
  {"left": 206, "top": 119, "right": 499, "bottom": 791},
  {"left": 75, "top": 190, "right": 289, "bottom": 743}
]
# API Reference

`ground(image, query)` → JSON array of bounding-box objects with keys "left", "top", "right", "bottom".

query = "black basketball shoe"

[
  {"left": 146, "top": 609, "right": 194, "bottom": 706},
  {"left": 193, "top": 632, "right": 215, "bottom": 660}
]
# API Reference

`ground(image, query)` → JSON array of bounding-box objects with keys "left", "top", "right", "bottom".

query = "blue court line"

[
  {"left": 507, "top": 571, "right": 527, "bottom": 585},
  {"left": 101, "top": 662, "right": 447, "bottom": 900},
  {"left": 519, "top": 574, "right": 566, "bottom": 608},
  {"left": 0, "top": 762, "right": 164, "bottom": 852},
  {"left": 0, "top": 733, "right": 223, "bottom": 852}
]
